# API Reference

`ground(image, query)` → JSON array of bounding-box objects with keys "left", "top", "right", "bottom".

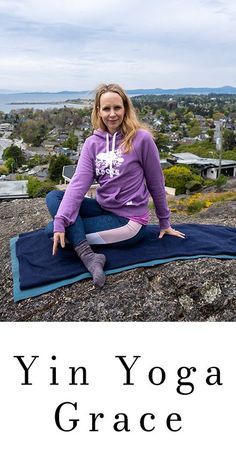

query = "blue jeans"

[{"left": 45, "top": 190, "right": 146, "bottom": 247}]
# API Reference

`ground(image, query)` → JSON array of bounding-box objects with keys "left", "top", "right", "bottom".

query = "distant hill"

[
  {"left": 1, "top": 85, "right": 236, "bottom": 96},
  {"left": 0, "top": 89, "right": 22, "bottom": 94},
  {"left": 127, "top": 85, "right": 236, "bottom": 95},
  {"left": 47, "top": 85, "right": 236, "bottom": 96}
]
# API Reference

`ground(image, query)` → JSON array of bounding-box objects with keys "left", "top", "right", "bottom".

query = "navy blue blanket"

[{"left": 10, "top": 224, "right": 236, "bottom": 301}]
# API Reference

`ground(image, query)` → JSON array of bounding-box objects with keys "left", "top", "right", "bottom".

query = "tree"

[
  {"left": 153, "top": 131, "right": 170, "bottom": 153},
  {"left": 3, "top": 144, "right": 25, "bottom": 168},
  {"left": 188, "top": 119, "right": 201, "bottom": 138},
  {"left": 174, "top": 141, "right": 216, "bottom": 158},
  {"left": 62, "top": 132, "right": 78, "bottom": 150},
  {"left": 171, "top": 118, "right": 180, "bottom": 132},
  {"left": 184, "top": 111, "right": 194, "bottom": 124},
  {"left": 223, "top": 129, "right": 236, "bottom": 151},
  {"left": 20, "top": 119, "right": 48, "bottom": 146},
  {"left": 156, "top": 108, "right": 169, "bottom": 124},
  {"left": 5, "top": 157, "right": 16, "bottom": 172},
  {"left": 207, "top": 129, "right": 214, "bottom": 143},
  {"left": 213, "top": 112, "right": 225, "bottom": 121},
  {"left": 48, "top": 155, "right": 73, "bottom": 182}
]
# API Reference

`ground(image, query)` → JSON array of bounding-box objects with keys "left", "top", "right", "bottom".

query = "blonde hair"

[{"left": 91, "top": 83, "right": 151, "bottom": 152}]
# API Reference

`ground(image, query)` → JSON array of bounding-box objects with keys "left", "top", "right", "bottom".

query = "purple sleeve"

[
  {"left": 140, "top": 132, "right": 171, "bottom": 230},
  {"left": 54, "top": 141, "right": 95, "bottom": 232}
]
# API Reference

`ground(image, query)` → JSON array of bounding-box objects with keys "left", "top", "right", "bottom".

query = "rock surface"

[{"left": 0, "top": 197, "right": 236, "bottom": 322}]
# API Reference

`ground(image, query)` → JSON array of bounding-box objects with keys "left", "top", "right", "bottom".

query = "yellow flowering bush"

[{"left": 167, "top": 191, "right": 236, "bottom": 214}]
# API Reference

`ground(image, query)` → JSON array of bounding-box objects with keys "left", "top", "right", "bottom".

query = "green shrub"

[
  {"left": 16, "top": 175, "right": 56, "bottom": 197},
  {"left": 202, "top": 178, "right": 215, "bottom": 187},
  {"left": 187, "top": 200, "right": 207, "bottom": 213},
  {"left": 215, "top": 174, "right": 228, "bottom": 188},
  {"left": 163, "top": 165, "right": 194, "bottom": 195},
  {"left": 5, "top": 157, "right": 16, "bottom": 172},
  {"left": 222, "top": 150, "right": 236, "bottom": 160},
  {"left": 185, "top": 180, "right": 202, "bottom": 192},
  {"left": 0, "top": 165, "right": 9, "bottom": 175},
  {"left": 28, "top": 179, "right": 56, "bottom": 197}
]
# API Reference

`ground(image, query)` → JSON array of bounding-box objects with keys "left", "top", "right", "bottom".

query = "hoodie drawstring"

[{"left": 106, "top": 132, "right": 117, "bottom": 178}]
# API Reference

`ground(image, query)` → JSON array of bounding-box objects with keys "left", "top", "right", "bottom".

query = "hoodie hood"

[{"left": 93, "top": 128, "right": 123, "bottom": 140}]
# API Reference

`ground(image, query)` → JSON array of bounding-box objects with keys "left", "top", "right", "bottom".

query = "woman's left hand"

[{"left": 159, "top": 226, "right": 186, "bottom": 239}]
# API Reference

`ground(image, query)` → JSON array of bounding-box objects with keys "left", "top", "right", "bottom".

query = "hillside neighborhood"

[{"left": 0, "top": 94, "right": 236, "bottom": 199}]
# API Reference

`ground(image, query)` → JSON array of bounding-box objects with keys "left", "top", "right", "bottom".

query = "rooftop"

[
  {"left": 170, "top": 153, "right": 236, "bottom": 168},
  {"left": 0, "top": 180, "right": 28, "bottom": 199}
]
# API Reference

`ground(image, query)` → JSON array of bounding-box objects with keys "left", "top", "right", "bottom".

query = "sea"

[
  {"left": 0, "top": 91, "right": 94, "bottom": 158},
  {"left": 0, "top": 91, "right": 92, "bottom": 113}
]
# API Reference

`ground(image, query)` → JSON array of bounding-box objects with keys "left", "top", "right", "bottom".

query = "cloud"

[{"left": 0, "top": 0, "right": 235, "bottom": 90}]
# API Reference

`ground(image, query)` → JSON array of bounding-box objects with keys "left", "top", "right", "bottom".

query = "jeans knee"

[
  {"left": 45, "top": 189, "right": 64, "bottom": 210},
  {"left": 46, "top": 189, "right": 56, "bottom": 205}
]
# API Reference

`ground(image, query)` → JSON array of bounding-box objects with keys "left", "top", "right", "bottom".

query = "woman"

[{"left": 45, "top": 83, "right": 185, "bottom": 288}]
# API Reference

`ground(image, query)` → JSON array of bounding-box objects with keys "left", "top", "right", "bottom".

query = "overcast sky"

[{"left": 0, "top": 0, "right": 236, "bottom": 92}]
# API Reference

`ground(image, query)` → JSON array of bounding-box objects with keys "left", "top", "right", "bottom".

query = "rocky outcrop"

[{"left": 0, "top": 198, "right": 235, "bottom": 321}]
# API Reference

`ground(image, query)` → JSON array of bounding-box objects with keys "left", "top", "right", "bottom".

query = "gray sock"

[{"left": 75, "top": 240, "right": 106, "bottom": 288}]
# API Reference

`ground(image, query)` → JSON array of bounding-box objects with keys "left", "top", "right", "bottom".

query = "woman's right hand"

[{"left": 53, "top": 232, "right": 65, "bottom": 256}]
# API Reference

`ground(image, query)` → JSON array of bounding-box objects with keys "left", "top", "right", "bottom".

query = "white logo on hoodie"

[{"left": 96, "top": 132, "right": 124, "bottom": 178}]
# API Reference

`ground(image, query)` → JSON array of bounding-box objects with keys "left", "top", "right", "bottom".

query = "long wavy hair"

[{"left": 91, "top": 83, "right": 151, "bottom": 152}]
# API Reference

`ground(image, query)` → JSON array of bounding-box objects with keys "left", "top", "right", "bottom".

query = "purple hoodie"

[{"left": 54, "top": 128, "right": 170, "bottom": 232}]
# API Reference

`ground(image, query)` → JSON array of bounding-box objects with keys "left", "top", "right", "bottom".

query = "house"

[
  {"left": 160, "top": 160, "right": 173, "bottom": 170},
  {"left": 169, "top": 153, "right": 236, "bottom": 179},
  {"left": 27, "top": 165, "right": 49, "bottom": 180},
  {"left": 179, "top": 137, "right": 200, "bottom": 145},
  {"left": 0, "top": 123, "right": 14, "bottom": 133},
  {"left": 41, "top": 140, "right": 57, "bottom": 152},
  {"left": 62, "top": 165, "right": 77, "bottom": 183},
  {"left": 0, "top": 137, "right": 12, "bottom": 158},
  {"left": 0, "top": 180, "right": 28, "bottom": 199},
  {"left": 25, "top": 147, "right": 51, "bottom": 158},
  {"left": 57, "top": 133, "right": 69, "bottom": 141}
]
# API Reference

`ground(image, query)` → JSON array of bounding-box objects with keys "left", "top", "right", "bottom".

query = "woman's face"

[{"left": 98, "top": 91, "right": 125, "bottom": 134}]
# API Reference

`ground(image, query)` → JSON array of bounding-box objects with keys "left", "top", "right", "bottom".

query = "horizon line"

[{"left": 0, "top": 85, "right": 236, "bottom": 95}]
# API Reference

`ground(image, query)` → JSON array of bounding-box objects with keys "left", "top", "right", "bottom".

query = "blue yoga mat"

[{"left": 10, "top": 224, "right": 236, "bottom": 302}]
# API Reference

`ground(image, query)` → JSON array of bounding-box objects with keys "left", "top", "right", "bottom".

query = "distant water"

[{"left": 0, "top": 91, "right": 92, "bottom": 113}]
